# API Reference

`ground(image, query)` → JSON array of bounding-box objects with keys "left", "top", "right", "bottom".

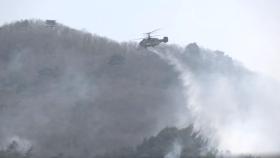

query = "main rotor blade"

[
  {"left": 131, "top": 37, "right": 144, "bottom": 40},
  {"left": 150, "top": 28, "right": 161, "bottom": 34},
  {"left": 143, "top": 28, "right": 161, "bottom": 35},
  {"left": 150, "top": 35, "right": 161, "bottom": 37}
]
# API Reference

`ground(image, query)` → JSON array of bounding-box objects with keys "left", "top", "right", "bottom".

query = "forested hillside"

[{"left": 1, "top": 20, "right": 270, "bottom": 158}]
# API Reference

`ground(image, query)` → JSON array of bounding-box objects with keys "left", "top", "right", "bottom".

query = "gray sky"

[{"left": 1, "top": 0, "right": 279, "bottom": 80}]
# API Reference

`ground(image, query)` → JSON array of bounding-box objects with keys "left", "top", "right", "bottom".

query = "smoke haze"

[{"left": 0, "top": 20, "right": 279, "bottom": 157}]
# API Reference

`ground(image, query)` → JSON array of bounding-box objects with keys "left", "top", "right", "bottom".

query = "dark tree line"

[{"left": 95, "top": 125, "right": 217, "bottom": 158}]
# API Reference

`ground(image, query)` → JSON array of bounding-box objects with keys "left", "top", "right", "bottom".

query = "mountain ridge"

[{"left": 0, "top": 19, "right": 253, "bottom": 157}]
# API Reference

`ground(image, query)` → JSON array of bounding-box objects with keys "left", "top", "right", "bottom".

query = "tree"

[{"left": 95, "top": 125, "right": 217, "bottom": 158}]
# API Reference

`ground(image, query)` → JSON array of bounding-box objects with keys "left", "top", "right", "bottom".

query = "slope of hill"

[{"left": 2, "top": 20, "right": 278, "bottom": 157}]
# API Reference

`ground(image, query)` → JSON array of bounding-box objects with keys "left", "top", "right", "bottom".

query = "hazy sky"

[{"left": 1, "top": 0, "right": 279, "bottom": 80}]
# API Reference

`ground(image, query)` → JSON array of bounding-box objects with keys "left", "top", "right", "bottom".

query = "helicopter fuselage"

[{"left": 139, "top": 37, "right": 168, "bottom": 48}]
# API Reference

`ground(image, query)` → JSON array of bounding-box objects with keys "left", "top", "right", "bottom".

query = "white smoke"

[
  {"left": 164, "top": 141, "right": 182, "bottom": 158},
  {"left": 150, "top": 46, "right": 280, "bottom": 155},
  {"left": 149, "top": 47, "right": 194, "bottom": 127},
  {"left": 2, "top": 20, "right": 279, "bottom": 156},
  {"left": 1, "top": 135, "right": 32, "bottom": 153}
]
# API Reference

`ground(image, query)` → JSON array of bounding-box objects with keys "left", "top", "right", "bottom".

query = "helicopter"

[{"left": 138, "top": 29, "right": 168, "bottom": 48}]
